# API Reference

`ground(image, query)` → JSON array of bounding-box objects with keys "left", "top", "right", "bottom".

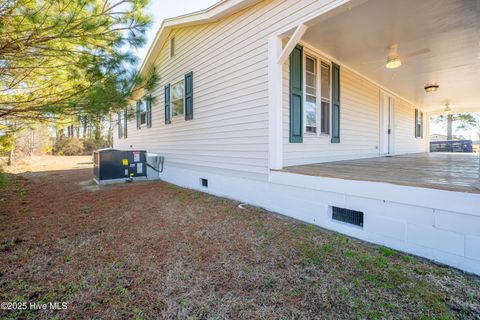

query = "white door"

[{"left": 380, "top": 92, "right": 395, "bottom": 155}]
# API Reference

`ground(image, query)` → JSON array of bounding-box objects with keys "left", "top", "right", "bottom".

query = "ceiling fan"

[{"left": 362, "top": 44, "right": 431, "bottom": 69}]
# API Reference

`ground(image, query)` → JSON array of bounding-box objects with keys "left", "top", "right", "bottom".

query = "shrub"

[
  {"left": 0, "top": 170, "right": 9, "bottom": 190},
  {"left": 83, "top": 138, "right": 109, "bottom": 155},
  {"left": 53, "top": 137, "right": 84, "bottom": 156}
]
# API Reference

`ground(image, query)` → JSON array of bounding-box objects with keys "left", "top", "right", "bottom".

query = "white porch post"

[
  {"left": 268, "top": 35, "right": 284, "bottom": 170},
  {"left": 268, "top": 24, "right": 308, "bottom": 171}
]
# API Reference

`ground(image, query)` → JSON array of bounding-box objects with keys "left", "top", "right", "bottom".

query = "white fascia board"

[{"left": 138, "top": 0, "right": 262, "bottom": 75}]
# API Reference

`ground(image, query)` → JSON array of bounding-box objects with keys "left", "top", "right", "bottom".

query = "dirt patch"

[{"left": 0, "top": 156, "right": 479, "bottom": 319}]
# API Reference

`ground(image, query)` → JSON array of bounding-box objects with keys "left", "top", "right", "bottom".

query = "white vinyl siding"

[{"left": 395, "top": 98, "right": 427, "bottom": 154}]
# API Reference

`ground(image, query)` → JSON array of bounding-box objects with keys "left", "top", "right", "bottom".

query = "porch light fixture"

[
  {"left": 424, "top": 84, "right": 439, "bottom": 93},
  {"left": 386, "top": 45, "right": 402, "bottom": 69},
  {"left": 444, "top": 103, "right": 452, "bottom": 115},
  {"left": 386, "top": 57, "right": 402, "bottom": 69}
]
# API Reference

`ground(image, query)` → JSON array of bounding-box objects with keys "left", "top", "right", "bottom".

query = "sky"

[
  {"left": 430, "top": 114, "right": 480, "bottom": 141},
  {"left": 136, "top": 1, "right": 480, "bottom": 142},
  {"left": 135, "top": 0, "right": 219, "bottom": 61}
]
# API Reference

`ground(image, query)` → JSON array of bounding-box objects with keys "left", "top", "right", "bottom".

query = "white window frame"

[
  {"left": 304, "top": 54, "right": 318, "bottom": 135},
  {"left": 171, "top": 79, "right": 185, "bottom": 118},
  {"left": 302, "top": 49, "right": 332, "bottom": 137}
]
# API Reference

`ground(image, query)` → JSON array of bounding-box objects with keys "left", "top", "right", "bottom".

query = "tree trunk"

[
  {"left": 447, "top": 114, "right": 453, "bottom": 152},
  {"left": 7, "top": 145, "right": 14, "bottom": 166},
  {"left": 94, "top": 115, "right": 102, "bottom": 141},
  {"left": 82, "top": 117, "right": 87, "bottom": 138},
  {"left": 447, "top": 115, "right": 453, "bottom": 140}
]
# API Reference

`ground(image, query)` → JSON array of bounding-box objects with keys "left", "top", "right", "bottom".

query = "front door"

[{"left": 380, "top": 92, "right": 395, "bottom": 155}]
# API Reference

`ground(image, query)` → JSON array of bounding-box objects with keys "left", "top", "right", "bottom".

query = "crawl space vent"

[
  {"left": 200, "top": 178, "right": 208, "bottom": 188},
  {"left": 332, "top": 207, "right": 364, "bottom": 227}
]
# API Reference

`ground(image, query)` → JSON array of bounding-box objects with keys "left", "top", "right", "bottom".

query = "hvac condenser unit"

[{"left": 93, "top": 149, "right": 147, "bottom": 184}]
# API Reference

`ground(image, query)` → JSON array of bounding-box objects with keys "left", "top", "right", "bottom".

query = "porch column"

[
  {"left": 268, "top": 35, "right": 284, "bottom": 170},
  {"left": 268, "top": 24, "right": 308, "bottom": 171}
]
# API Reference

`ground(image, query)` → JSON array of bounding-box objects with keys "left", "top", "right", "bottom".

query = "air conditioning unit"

[{"left": 93, "top": 149, "right": 147, "bottom": 184}]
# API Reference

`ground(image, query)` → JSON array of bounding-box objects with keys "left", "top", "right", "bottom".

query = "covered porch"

[
  {"left": 268, "top": 0, "right": 480, "bottom": 170},
  {"left": 281, "top": 153, "right": 480, "bottom": 194}
]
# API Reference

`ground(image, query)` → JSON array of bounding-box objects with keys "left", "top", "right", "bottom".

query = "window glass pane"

[
  {"left": 172, "top": 100, "right": 184, "bottom": 117},
  {"left": 306, "top": 73, "right": 316, "bottom": 95},
  {"left": 321, "top": 62, "right": 330, "bottom": 101},
  {"left": 172, "top": 80, "right": 185, "bottom": 117},
  {"left": 139, "top": 100, "right": 146, "bottom": 112},
  {"left": 172, "top": 81, "right": 184, "bottom": 100},
  {"left": 305, "top": 95, "right": 317, "bottom": 133},
  {"left": 139, "top": 101, "right": 147, "bottom": 125},
  {"left": 305, "top": 56, "right": 317, "bottom": 134},
  {"left": 306, "top": 57, "right": 315, "bottom": 73},
  {"left": 321, "top": 101, "right": 330, "bottom": 134}
]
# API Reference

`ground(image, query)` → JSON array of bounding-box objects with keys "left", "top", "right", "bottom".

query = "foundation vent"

[{"left": 332, "top": 207, "right": 364, "bottom": 227}]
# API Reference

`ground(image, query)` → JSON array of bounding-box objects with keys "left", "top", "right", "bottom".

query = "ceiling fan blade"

[
  {"left": 361, "top": 58, "right": 384, "bottom": 65},
  {"left": 402, "top": 48, "right": 431, "bottom": 59}
]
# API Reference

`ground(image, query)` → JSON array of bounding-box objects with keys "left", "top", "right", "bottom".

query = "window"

[
  {"left": 170, "top": 37, "right": 175, "bottom": 58},
  {"left": 118, "top": 112, "right": 124, "bottom": 139},
  {"left": 305, "top": 56, "right": 317, "bottom": 133},
  {"left": 415, "top": 108, "right": 423, "bottom": 138},
  {"left": 139, "top": 100, "right": 147, "bottom": 126},
  {"left": 171, "top": 80, "right": 184, "bottom": 117},
  {"left": 320, "top": 62, "right": 330, "bottom": 134},
  {"left": 304, "top": 53, "right": 331, "bottom": 135}
]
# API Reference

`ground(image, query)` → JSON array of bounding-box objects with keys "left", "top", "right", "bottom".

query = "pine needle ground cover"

[{"left": 0, "top": 157, "right": 479, "bottom": 319}]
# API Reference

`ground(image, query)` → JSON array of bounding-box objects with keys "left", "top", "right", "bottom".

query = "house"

[{"left": 114, "top": 0, "right": 480, "bottom": 275}]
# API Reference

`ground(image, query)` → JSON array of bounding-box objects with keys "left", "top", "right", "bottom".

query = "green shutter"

[
  {"left": 146, "top": 96, "right": 152, "bottom": 128},
  {"left": 124, "top": 109, "right": 128, "bottom": 138},
  {"left": 415, "top": 109, "right": 418, "bottom": 137},
  {"left": 289, "top": 45, "right": 303, "bottom": 143},
  {"left": 331, "top": 63, "right": 340, "bottom": 143},
  {"left": 165, "top": 84, "right": 171, "bottom": 124},
  {"left": 185, "top": 72, "right": 193, "bottom": 121},
  {"left": 420, "top": 111, "right": 423, "bottom": 138},
  {"left": 136, "top": 101, "right": 141, "bottom": 129}
]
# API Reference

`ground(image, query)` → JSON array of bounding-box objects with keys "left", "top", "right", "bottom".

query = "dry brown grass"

[{"left": 0, "top": 156, "right": 479, "bottom": 319}]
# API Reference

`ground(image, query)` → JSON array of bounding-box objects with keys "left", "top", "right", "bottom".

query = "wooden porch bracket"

[{"left": 277, "top": 24, "right": 308, "bottom": 65}]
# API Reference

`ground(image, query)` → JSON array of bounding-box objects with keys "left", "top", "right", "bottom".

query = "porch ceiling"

[{"left": 301, "top": 0, "right": 480, "bottom": 115}]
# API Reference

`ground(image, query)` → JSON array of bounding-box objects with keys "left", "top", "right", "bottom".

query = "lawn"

[{"left": 0, "top": 157, "right": 479, "bottom": 319}]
